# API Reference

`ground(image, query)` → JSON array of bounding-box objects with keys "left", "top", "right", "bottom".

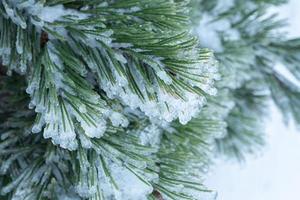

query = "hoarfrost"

[
  {"left": 56, "top": 188, "right": 81, "bottom": 200},
  {"left": 114, "top": 6, "right": 141, "bottom": 14},
  {"left": 39, "top": 5, "right": 67, "bottom": 23},
  {"left": 157, "top": 70, "right": 172, "bottom": 85},
  {"left": 38, "top": 4, "right": 88, "bottom": 23},
  {"left": 100, "top": 56, "right": 218, "bottom": 125},
  {"left": 26, "top": 47, "right": 107, "bottom": 150},
  {"left": 139, "top": 124, "right": 162, "bottom": 147},
  {"left": 109, "top": 111, "right": 129, "bottom": 127},
  {"left": 75, "top": 184, "right": 97, "bottom": 198},
  {"left": 109, "top": 162, "right": 153, "bottom": 200}
]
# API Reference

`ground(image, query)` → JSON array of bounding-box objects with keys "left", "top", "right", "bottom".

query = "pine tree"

[{"left": 0, "top": 0, "right": 299, "bottom": 200}]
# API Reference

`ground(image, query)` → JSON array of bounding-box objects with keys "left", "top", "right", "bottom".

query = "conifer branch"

[{"left": 1, "top": 0, "right": 300, "bottom": 199}]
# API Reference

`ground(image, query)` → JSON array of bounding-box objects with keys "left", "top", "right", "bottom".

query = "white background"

[{"left": 205, "top": 1, "right": 300, "bottom": 200}]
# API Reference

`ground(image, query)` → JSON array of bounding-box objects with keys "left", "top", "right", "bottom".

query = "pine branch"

[{"left": 1, "top": 0, "right": 300, "bottom": 199}]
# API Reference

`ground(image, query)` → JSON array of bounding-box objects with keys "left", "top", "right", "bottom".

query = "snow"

[
  {"left": 26, "top": 46, "right": 110, "bottom": 150},
  {"left": 2, "top": 0, "right": 220, "bottom": 131},
  {"left": 114, "top": 6, "right": 141, "bottom": 14},
  {"left": 156, "top": 70, "right": 172, "bottom": 85},
  {"left": 37, "top": 4, "right": 88, "bottom": 23},
  {"left": 75, "top": 184, "right": 97, "bottom": 198},
  {"left": 92, "top": 157, "right": 154, "bottom": 200},
  {"left": 39, "top": 5, "right": 68, "bottom": 23},
  {"left": 109, "top": 111, "right": 129, "bottom": 127},
  {"left": 108, "top": 162, "right": 153, "bottom": 200},
  {"left": 99, "top": 53, "right": 218, "bottom": 125},
  {"left": 2, "top": 2, "right": 89, "bottom": 31},
  {"left": 206, "top": 104, "right": 300, "bottom": 200},
  {"left": 139, "top": 124, "right": 161, "bottom": 146},
  {"left": 72, "top": 109, "right": 107, "bottom": 139},
  {"left": 101, "top": 76, "right": 209, "bottom": 125}
]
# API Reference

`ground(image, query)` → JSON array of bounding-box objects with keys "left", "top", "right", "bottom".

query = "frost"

[
  {"left": 102, "top": 79, "right": 208, "bottom": 125},
  {"left": 2, "top": 1, "right": 27, "bottom": 29},
  {"left": 84, "top": 29, "right": 114, "bottom": 47},
  {"left": 99, "top": 53, "right": 218, "bottom": 125},
  {"left": 95, "top": 158, "right": 118, "bottom": 199},
  {"left": 4, "top": 1, "right": 89, "bottom": 33},
  {"left": 70, "top": 106, "right": 107, "bottom": 139},
  {"left": 156, "top": 89, "right": 207, "bottom": 124},
  {"left": 115, "top": 6, "right": 141, "bottom": 14},
  {"left": 114, "top": 52, "right": 127, "bottom": 64},
  {"left": 109, "top": 111, "right": 129, "bottom": 127},
  {"left": 143, "top": 56, "right": 173, "bottom": 85},
  {"left": 38, "top": 5, "right": 88, "bottom": 23},
  {"left": 26, "top": 47, "right": 108, "bottom": 150},
  {"left": 79, "top": 134, "right": 93, "bottom": 149},
  {"left": 98, "top": 2, "right": 109, "bottom": 7},
  {"left": 55, "top": 188, "right": 81, "bottom": 200},
  {"left": 111, "top": 43, "right": 133, "bottom": 49},
  {"left": 157, "top": 70, "right": 172, "bottom": 85},
  {"left": 43, "top": 120, "right": 78, "bottom": 151},
  {"left": 31, "top": 124, "right": 43, "bottom": 134},
  {"left": 48, "top": 44, "right": 64, "bottom": 69},
  {"left": 78, "top": 105, "right": 87, "bottom": 113},
  {"left": 139, "top": 124, "right": 162, "bottom": 147},
  {"left": 18, "top": 2, "right": 43, "bottom": 16},
  {"left": 75, "top": 184, "right": 97, "bottom": 198},
  {"left": 108, "top": 162, "right": 153, "bottom": 200},
  {"left": 16, "top": 27, "right": 24, "bottom": 54},
  {"left": 39, "top": 5, "right": 67, "bottom": 23}
]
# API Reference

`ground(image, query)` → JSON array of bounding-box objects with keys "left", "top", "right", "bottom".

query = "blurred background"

[{"left": 205, "top": 1, "right": 300, "bottom": 199}]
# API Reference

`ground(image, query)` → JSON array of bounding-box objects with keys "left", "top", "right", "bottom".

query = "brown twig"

[
  {"left": 152, "top": 190, "right": 164, "bottom": 200},
  {"left": 40, "top": 31, "right": 49, "bottom": 48}
]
